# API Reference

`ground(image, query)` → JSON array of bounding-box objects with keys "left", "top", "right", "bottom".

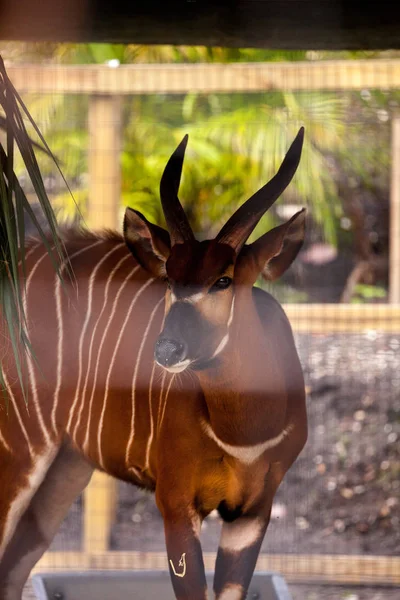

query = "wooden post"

[
  {"left": 390, "top": 113, "right": 400, "bottom": 303},
  {"left": 84, "top": 471, "right": 118, "bottom": 553},
  {"left": 87, "top": 94, "right": 122, "bottom": 231}
]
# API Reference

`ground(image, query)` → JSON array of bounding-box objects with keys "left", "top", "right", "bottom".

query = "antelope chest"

[{"left": 196, "top": 455, "right": 269, "bottom": 519}]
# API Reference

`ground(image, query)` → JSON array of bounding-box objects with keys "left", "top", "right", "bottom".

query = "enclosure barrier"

[
  {"left": 7, "top": 59, "right": 400, "bottom": 94},
  {"left": 32, "top": 572, "right": 293, "bottom": 600},
  {"left": 32, "top": 552, "right": 400, "bottom": 587},
  {"left": 7, "top": 59, "right": 400, "bottom": 302},
  {"left": 6, "top": 60, "right": 399, "bottom": 585}
]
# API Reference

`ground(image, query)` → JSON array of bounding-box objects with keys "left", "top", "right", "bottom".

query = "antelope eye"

[{"left": 211, "top": 277, "right": 232, "bottom": 292}]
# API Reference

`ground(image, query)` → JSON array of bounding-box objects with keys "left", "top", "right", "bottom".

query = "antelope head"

[{"left": 124, "top": 129, "right": 306, "bottom": 373}]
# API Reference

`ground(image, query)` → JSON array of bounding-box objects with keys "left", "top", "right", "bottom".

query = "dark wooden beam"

[{"left": 1, "top": 1, "right": 400, "bottom": 50}]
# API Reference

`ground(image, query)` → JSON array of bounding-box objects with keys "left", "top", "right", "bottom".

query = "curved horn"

[
  {"left": 160, "top": 134, "right": 194, "bottom": 245},
  {"left": 216, "top": 127, "right": 305, "bottom": 252}
]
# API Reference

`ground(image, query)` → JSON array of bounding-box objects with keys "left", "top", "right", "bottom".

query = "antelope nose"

[{"left": 155, "top": 338, "right": 188, "bottom": 367}]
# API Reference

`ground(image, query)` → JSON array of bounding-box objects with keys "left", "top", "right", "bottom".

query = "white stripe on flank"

[
  {"left": 2, "top": 366, "right": 33, "bottom": 459},
  {"left": 0, "top": 427, "right": 11, "bottom": 454},
  {"left": 18, "top": 242, "right": 41, "bottom": 268},
  {"left": 52, "top": 274, "right": 63, "bottom": 435},
  {"left": 201, "top": 421, "right": 294, "bottom": 465},
  {"left": 68, "top": 243, "right": 125, "bottom": 440},
  {"left": 144, "top": 361, "right": 157, "bottom": 470},
  {"left": 97, "top": 277, "right": 155, "bottom": 468},
  {"left": 125, "top": 298, "right": 164, "bottom": 468},
  {"left": 0, "top": 378, "right": 15, "bottom": 454},
  {"left": 83, "top": 266, "right": 140, "bottom": 451},
  {"left": 23, "top": 248, "right": 57, "bottom": 447},
  {"left": 81, "top": 264, "right": 139, "bottom": 453},
  {"left": 77, "top": 253, "right": 132, "bottom": 448},
  {"left": 128, "top": 465, "right": 145, "bottom": 482},
  {"left": 52, "top": 241, "right": 104, "bottom": 436}
]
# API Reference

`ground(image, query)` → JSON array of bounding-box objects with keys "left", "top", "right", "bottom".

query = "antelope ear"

[
  {"left": 123, "top": 207, "right": 171, "bottom": 278},
  {"left": 243, "top": 209, "right": 306, "bottom": 282}
]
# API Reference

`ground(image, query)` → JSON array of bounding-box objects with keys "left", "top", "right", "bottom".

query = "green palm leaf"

[
  {"left": 178, "top": 93, "right": 346, "bottom": 244},
  {"left": 0, "top": 57, "right": 69, "bottom": 406}
]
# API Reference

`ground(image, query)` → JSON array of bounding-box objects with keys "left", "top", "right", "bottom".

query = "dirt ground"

[
  {"left": 25, "top": 332, "right": 399, "bottom": 599},
  {"left": 110, "top": 332, "right": 400, "bottom": 558}
]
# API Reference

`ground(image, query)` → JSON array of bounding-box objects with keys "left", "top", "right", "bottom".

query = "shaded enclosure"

[{"left": 2, "top": 1, "right": 400, "bottom": 49}]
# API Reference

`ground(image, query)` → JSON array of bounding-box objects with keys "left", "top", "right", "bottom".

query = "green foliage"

[
  {"left": 4, "top": 43, "right": 395, "bottom": 268},
  {"left": 176, "top": 91, "right": 345, "bottom": 243},
  {"left": 351, "top": 284, "right": 387, "bottom": 303},
  {"left": 24, "top": 44, "right": 308, "bottom": 65},
  {"left": 0, "top": 57, "right": 69, "bottom": 405}
]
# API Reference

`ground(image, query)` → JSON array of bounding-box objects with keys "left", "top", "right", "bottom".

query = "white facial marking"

[
  {"left": 170, "top": 291, "right": 205, "bottom": 304},
  {"left": 212, "top": 334, "right": 229, "bottom": 358},
  {"left": 227, "top": 294, "right": 235, "bottom": 327},
  {"left": 212, "top": 294, "right": 235, "bottom": 358},
  {"left": 218, "top": 583, "right": 245, "bottom": 600},
  {"left": 220, "top": 517, "right": 264, "bottom": 552},
  {"left": 185, "top": 292, "right": 205, "bottom": 303},
  {"left": 158, "top": 375, "right": 175, "bottom": 433},
  {"left": 156, "top": 370, "right": 167, "bottom": 435},
  {"left": 202, "top": 421, "right": 294, "bottom": 465},
  {"left": 160, "top": 359, "right": 191, "bottom": 374},
  {"left": 144, "top": 361, "right": 157, "bottom": 470}
]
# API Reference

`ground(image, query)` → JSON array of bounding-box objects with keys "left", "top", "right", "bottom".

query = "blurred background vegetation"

[{"left": 1, "top": 43, "right": 399, "bottom": 304}]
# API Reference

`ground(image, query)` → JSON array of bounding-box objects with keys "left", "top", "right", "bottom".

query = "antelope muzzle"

[{"left": 154, "top": 300, "right": 209, "bottom": 372}]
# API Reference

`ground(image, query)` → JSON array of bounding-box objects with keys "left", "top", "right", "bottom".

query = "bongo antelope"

[{"left": 0, "top": 128, "right": 307, "bottom": 600}]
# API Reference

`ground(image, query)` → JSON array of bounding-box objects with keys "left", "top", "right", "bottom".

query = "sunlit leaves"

[{"left": 0, "top": 57, "right": 68, "bottom": 405}]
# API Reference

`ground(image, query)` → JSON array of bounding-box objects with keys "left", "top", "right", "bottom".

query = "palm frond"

[{"left": 0, "top": 56, "right": 70, "bottom": 406}]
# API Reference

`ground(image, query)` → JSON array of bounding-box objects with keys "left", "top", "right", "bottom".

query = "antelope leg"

[
  {"left": 0, "top": 444, "right": 93, "bottom": 600},
  {"left": 213, "top": 459, "right": 291, "bottom": 600},
  {"left": 213, "top": 514, "right": 268, "bottom": 600},
  {"left": 160, "top": 504, "right": 208, "bottom": 600}
]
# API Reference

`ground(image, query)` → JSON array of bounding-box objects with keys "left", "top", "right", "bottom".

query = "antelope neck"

[{"left": 197, "top": 287, "right": 288, "bottom": 448}]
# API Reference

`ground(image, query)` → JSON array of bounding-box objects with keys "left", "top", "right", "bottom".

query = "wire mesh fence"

[{"left": 0, "top": 53, "right": 399, "bottom": 598}]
